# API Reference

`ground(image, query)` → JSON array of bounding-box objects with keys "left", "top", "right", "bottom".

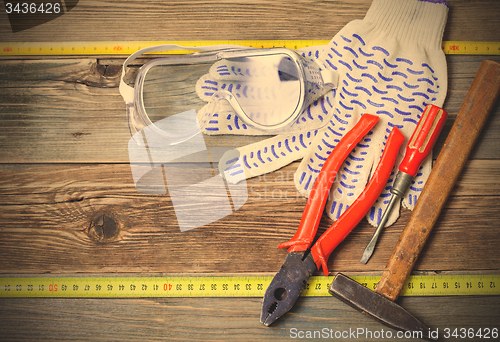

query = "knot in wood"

[
  {"left": 88, "top": 213, "right": 119, "bottom": 242},
  {"left": 93, "top": 62, "right": 121, "bottom": 78}
]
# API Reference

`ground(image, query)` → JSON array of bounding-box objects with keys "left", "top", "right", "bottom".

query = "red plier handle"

[
  {"left": 261, "top": 114, "right": 405, "bottom": 326},
  {"left": 279, "top": 114, "right": 405, "bottom": 275}
]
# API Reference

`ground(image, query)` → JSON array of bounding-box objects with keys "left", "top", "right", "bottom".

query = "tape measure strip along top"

[
  {"left": 0, "top": 274, "right": 498, "bottom": 298},
  {"left": 1, "top": 41, "right": 499, "bottom": 56}
]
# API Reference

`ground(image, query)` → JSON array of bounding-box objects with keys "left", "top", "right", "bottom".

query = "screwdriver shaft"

[
  {"left": 360, "top": 194, "right": 399, "bottom": 264},
  {"left": 360, "top": 171, "right": 413, "bottom": 264}
]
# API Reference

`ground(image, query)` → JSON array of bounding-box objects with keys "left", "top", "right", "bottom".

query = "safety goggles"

[{"left": 120, "top": 44, "right": 337, "bottom": 145}]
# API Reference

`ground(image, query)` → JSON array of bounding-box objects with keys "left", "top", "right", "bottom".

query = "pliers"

[{"left": 260, "top": 114, "right": 405, "bottom": 326}]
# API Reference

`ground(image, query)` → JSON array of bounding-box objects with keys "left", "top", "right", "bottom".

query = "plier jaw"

[{"left": 260, "top": 251, "right": 317, "bottom": 326}]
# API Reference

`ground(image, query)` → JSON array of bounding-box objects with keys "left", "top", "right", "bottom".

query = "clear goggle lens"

[{"left": 122, "top": 45, "right": 337, "bottom": 145}]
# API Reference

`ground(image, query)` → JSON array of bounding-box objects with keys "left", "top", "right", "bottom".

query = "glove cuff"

[{"left": 364, "top": 0, "right": 449, "bottom": 50}]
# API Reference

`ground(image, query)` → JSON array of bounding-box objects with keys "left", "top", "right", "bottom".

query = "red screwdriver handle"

[{"left": 399, "top": 105, "right": 448, "bottom": 177}]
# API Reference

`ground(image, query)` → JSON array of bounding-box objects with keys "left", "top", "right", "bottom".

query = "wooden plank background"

[{"left": 1, "top": 0, "right": 500, "bottom": 341}]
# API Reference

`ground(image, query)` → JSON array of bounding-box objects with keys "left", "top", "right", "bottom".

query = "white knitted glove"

[
  {"left": 295, "top": 0, "right": 449, "bottom": 226},
  {"left": 203, "top": 0, "right": 449, "bottom": 228}
]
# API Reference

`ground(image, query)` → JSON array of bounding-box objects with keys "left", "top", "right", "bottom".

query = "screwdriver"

[{"left": 360, "top": 104, "right": 448, "bottom": 264}]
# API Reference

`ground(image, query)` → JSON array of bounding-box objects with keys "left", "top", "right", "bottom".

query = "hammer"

[{"left": 329, "top": 59, "right": 500, "bottom": 340}]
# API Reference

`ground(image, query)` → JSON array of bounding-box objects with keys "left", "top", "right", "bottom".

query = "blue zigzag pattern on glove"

[
  {"left": 220, "top": 128, "right": 321, "bottom": 182},
  {"left": 298, "top": 33, "right": 441, "bottom": 221},
  {"left": 241, "top": 129, "right": 319, "bottom": 170},
  {"left": 199, "top": 63, "right": 277, "bottom": 132},
  {"left": 223, "top": 155, "right": 245, "bottom": 178}
]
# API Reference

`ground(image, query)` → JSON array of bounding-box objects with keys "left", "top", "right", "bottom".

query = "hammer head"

[{"left": 329, "top": 273, "right": 436, "bottom": 341}]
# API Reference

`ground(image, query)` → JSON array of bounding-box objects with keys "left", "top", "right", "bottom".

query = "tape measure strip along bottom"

[{"left": 0, "top": 274, "right": 498, "bottom": 298}]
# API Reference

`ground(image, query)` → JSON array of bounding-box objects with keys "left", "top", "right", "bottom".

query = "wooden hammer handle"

[{"left": 375, "top": 59, "right": 500, "bottom": 302}]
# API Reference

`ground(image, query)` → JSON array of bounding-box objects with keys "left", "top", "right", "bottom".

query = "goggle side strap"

[{"left": 320, "top": 68, "right": 339, "bottom": 89}]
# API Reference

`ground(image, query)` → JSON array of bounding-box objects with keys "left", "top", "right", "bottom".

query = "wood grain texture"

[
  {"left": 0, "top": 160, "right": 498, "bottom": 274},
  {"left": 0, "top": 296, "right": 498, "bottom": 341},
  {"left": 0, "top": 0, "right": 499, "bottom": 42},
  {"left": 0, "top": 56, "right": 500, "bottom": 163}
]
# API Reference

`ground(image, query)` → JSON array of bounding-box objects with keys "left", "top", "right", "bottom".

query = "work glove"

[{"left": 196, "top": 0, "right": 449, "bottom": 228}]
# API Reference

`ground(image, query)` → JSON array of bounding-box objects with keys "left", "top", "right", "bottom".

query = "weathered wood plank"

[
  {"left": 0, "top": 0, "right": 499, "bottom": 340},
  {"left": 1, "top": 0, "right": 499, "bottom": 42},
  {"left": 1, "top": 55, "right": 500, "bottom": 163},
  {"left": 0, "top": 160, "right": 498, "bottom": 274},
  {"left": 0, "top": 296, "right": 498, "bottom": 341}
]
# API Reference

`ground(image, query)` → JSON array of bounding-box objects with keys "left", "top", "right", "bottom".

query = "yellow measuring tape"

[
  {"left": 1, "top": 274, "right": 498, "bottom": 298},
  {"left": 0, "top": 41, "right": 499, "bottom": 56}
]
